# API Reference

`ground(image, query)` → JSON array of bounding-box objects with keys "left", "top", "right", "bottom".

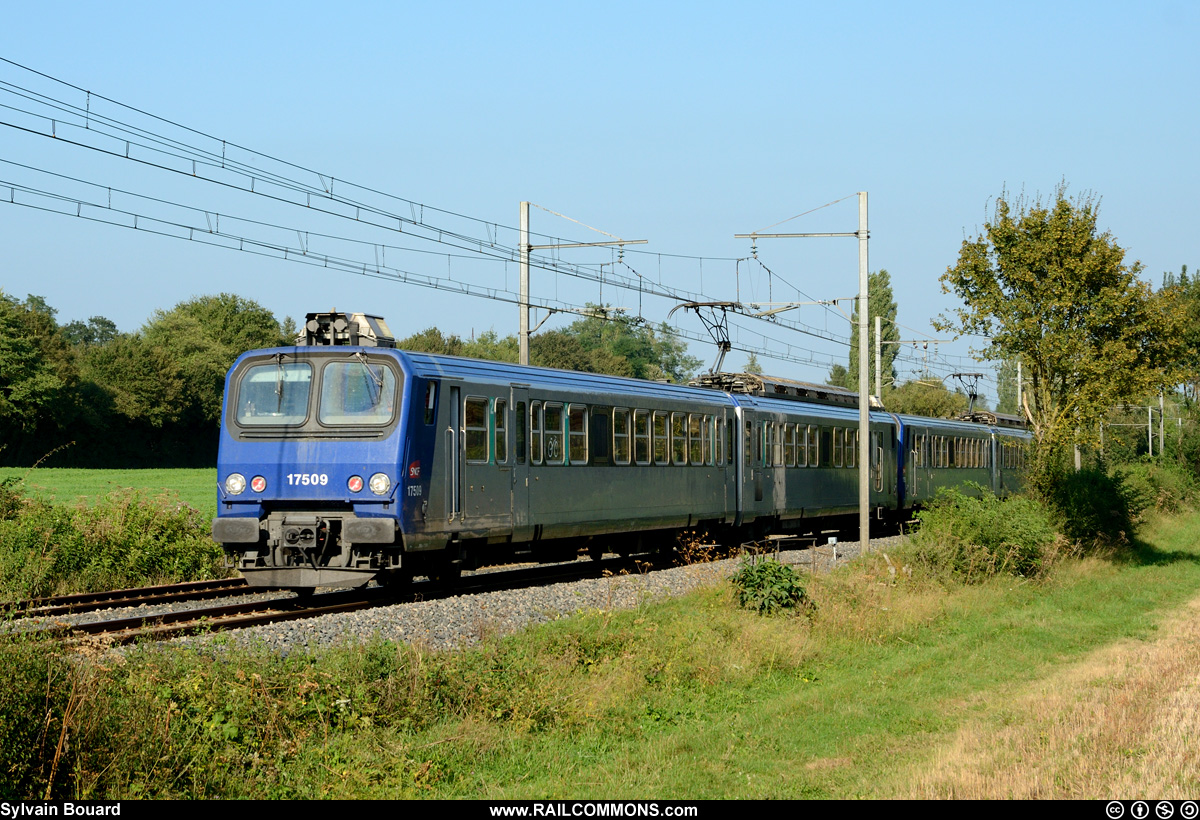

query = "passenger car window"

[{"left": 465, "top": 397, "right": 489, "bottom": 463}]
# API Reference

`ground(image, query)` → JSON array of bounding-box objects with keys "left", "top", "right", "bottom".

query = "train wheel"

[
  {"left": 380, "top": 567, "right": 414, "bottom": 590},
  {"left": 431, "top": 559, "right": 462, "bottom": 583}
]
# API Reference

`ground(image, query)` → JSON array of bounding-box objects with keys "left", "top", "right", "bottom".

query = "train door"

[
  {"left": 460, "top": 390, "right": 512, "bottom": 531},
  {"left": 741, "top": 409, "right": 769, "bottom": 524},
  {"left": 446, "top": 386, "right": 461, "bottom": 522},
  {"left": 990, "top": 433, "right": 1000, "bottom": 495},
  {"left": 720, "top": 408, "right": 735, "bottom": 521},
  {"left": 733, "top": 405, "right": 747, "bottom": 526},
  {"left": 510, "top": 385, "right": 533, "bottom": 542},
  {"left": 871, "top": 430, "right": 884, "bottom": 494},
  {"left": 908, "top": 426, "right": 923, "bottom": 502}
]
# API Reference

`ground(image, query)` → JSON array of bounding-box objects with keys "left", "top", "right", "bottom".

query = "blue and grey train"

[{"left": 211, "top": 312, "right": 1031, "bottom": 588}]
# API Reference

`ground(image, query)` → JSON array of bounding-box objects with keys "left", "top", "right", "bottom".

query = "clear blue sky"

[{"left": 2, "top": 0, "right": 1196, "bottom": 405}]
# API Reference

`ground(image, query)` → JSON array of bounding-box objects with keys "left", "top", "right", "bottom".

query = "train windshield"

[
  {"left": 236, "top": 362, "right": 312, "bottom": 425},
  {"left": 318, "top": 360, "right": 399, "bottom": 425}
]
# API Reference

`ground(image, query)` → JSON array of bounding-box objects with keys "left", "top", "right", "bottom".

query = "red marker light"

[
  {"left": 347, "top": 475, "right": 364, "bottom": 493},
  {"left": 250, "top": 476, "right": 266, "bottom": 493}
]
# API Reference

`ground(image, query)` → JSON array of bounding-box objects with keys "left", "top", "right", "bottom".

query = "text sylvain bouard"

[{"left": 1, "top": 805, "right": 120, "bottom": 817}]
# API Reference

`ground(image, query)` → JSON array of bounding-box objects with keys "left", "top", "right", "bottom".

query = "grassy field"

[
  {"left": 9, "top": 509, "right": 1200, "bottom": 799},
  {"left": 0, "top": 467, "right": 217, "bottom": 518}
]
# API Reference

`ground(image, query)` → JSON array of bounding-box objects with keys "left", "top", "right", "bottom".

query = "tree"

[
  {"left": 744, "top": 353, "right": 764, "bottom": 375},
  {"left": 840, "top": 270, "right": 900, "bottom": 393},
  {"left": 62, "top": 316, "right": 118, "bottom": 346},
  {"left": 1162, "top": 265, "right": 1200, "bottom": 403},
  {"left": 531, "top": 330, "right": 632, "bottom": 376},
  {"left": 885, "top": 379, "right": 968, "bottom": 418},
  {"left": 994, "top": 358, "right": 1020, "bottom": 415},
  {"left": 557, "top": 309, "right": 701, "bottom": 383},
  {"left": 937, "top": 186, "right": 1184, "bottom": 476},
  {"left": 0, "top": 292, "right": 64, "bottom": 435},
  {"left": 140, "top": 294, "right": 292, "bottom": 426}
]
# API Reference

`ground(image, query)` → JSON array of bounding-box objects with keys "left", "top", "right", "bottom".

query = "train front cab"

[{"left": 212, "top": 346, "right": 424, "bottom": 588}]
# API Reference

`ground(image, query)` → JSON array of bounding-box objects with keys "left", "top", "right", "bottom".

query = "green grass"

[
  {"left": 9, "top": 512, "right": 1200, "bottom": 799},
  {"left": 0, "top": 468, "right": 217, "bottom": 519}
]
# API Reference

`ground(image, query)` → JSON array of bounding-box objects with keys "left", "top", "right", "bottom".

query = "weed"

[
  {"left": 674, "top": 530, "right": 726, "bottom": 565},
  {"left": 730, "top": 556, "right": 812, "bottom": 615}
]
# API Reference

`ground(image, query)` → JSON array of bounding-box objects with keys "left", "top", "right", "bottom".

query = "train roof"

[
  {"left": 400, "top": 351, "right": 737, "bottom": 405},
  {"left": 893, "top": 412, "right": 1034, "bottom": 437},
  {"left": 690, "top": 371, "right": 884, "bottom": 409}
]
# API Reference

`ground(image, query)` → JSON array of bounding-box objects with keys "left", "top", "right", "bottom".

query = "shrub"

[
  {"left": 1040, "top": 468, "right": 1133, "bottom": 545},
  {"left": 1113, "top": 460, "right": 1196, "bottom": 520},
  {"left": 0, "top": 489, "right": 225, "bottom": 601},
  {"left": 0, "top": 634, "right": 76, "bottom": 798},
  {"left": 731, "top": 557, "right": 811, "bottom": 615},
  {"left": 908, "top": 485, "right": 1056, "bottom": 582},
  {"left": 0, "top": 477, "right": 24, "bottom": 521}
]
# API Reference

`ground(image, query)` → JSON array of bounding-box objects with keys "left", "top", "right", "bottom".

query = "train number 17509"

[{"left": 287, "top": 473, "right": 329, "bottom": 486}]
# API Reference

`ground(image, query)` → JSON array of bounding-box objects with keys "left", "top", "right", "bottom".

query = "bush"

[
  {"left": 1040, "top": 468, "right": 1134, "bottom": 545},
  {"left": 731, "top": 557, "right": 811, "bottom": 615},
  {"left": 0, "top": 489, "right": 225, "bottom": 601},
  {"left": 1113, "top": 460, "right": 1196, "bottom": 520},
  {"left": 0, "top": 634, "right": 75, "bottom": 798},
  {"left": 0, "top": 477, "right": 24, "bottom": 521},
  {"left": 908, "top": 486, "right": 1057, "bottom": 582}
]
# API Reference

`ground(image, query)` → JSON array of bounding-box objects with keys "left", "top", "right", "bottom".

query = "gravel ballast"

[{"left": 189, "top": 534, "right": 907, "bottom": 654}]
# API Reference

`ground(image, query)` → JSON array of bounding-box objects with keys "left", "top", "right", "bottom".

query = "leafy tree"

[
  {"left": 995, "top": 358, "right": 1020, "bottom": 415},
  {"left": 78, "top": 334, "right": 186, "bottom": 429},
  {"left": 827, "top": 362, "right": 846, "bottom": 386},
  {"left": 61, "top": 316, "right": 118, "bottom": 346},
  {"left": 558, "top": 308, "right": 700, "bottom": 383},
  {"left": 141, "top": 295, "right": 291, "bottom": 426},
  {"left": 937, "top": 186, "right": 1184, "bottom": 477},
  {"left": 744, "top": 353, "right": 764, "bottom": 375},
  {"left": 885, "top": 379, "right": 968, "bottom": 418},
  {"left": 0, "top": 293, "right": 64, "bottom": 434},
  {"left": 460, "top": 329, "right": 519, "bottom": 363},
  {"left": 398, "top": 309, "right": 699, "bottom": 383},
  {"left": 153, "top": 293, "right": 290, "bottom": 353},
  {"left": 839, "top": 270, "right": 899, "bottom": 392},
  {"left": 1162, "top": 265, "right": 1200, "bottom": 403},
  {"left": 531, "top": 329, "right": 633, "bottom": 376}
]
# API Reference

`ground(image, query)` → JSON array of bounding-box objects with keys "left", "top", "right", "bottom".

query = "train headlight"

[
  {"left": 348, "top": 475, "right": 364, "bottom": 493},
  {"left": 224, "top": 473, "right": 247, "bottom": 495},
  {"left": 369, "top": 472, "right": 391, "bottom": 496},
  {"left": 250, "top": 475, "right": 267, "bottom": 493}
]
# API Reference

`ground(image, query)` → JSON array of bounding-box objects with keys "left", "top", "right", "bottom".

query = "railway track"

[
  {"left": 9, "top": 550, "right": 691, "bottom": 645},
  {"left": 4, "top": 578, "right": 252, "bottom": 618}
]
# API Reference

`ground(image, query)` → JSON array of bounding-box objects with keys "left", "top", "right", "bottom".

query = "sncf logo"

[{"left": 408, "top": 461, "right": 421, "bottom": 479}]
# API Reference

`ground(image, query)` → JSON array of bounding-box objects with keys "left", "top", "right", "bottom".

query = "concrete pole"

[
  {"left": 1160, "top": 393, "right": 1165, "bottom": 458},
  {"left": 857, "top": 192, "right": 870, "bottom": 553},
  {"left": 519, "top": 201, "right": 530, "bottom": 366}
]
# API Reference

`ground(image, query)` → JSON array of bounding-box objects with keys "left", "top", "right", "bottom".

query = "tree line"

[
  {"left": 0, "top": 293, "right": 294, "bottom": 467},
  {"left": 0, "top": 296, "right": 701, "bottom": 468}
]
